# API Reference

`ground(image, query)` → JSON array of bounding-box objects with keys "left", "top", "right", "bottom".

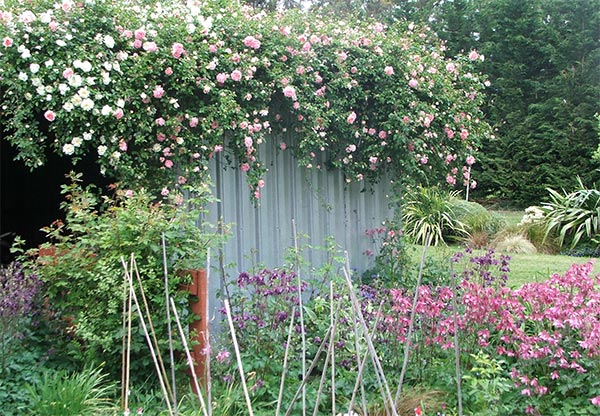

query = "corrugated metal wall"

[{"left": 205, "top": 133, "right": 396, "bottom": 286}]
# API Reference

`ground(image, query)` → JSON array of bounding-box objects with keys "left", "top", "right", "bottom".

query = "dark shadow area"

[{"left": 0, "top": 140, "right": 110, "bottom": 264}]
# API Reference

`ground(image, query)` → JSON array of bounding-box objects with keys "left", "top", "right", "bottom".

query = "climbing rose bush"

[{"left": 0, "top": 0, "right": 490, "bottom": 197}]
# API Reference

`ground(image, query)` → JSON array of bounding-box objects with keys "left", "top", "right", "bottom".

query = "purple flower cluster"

[{"left": 0, "top": 261, "right": 41, "bottom": 322}]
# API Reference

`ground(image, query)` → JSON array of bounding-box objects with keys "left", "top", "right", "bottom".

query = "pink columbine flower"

[
  {"left": 216, "top": 350, "right": 230, "bottom": 363},
  {"left": 153, "top": 85, "right": 164, "bottom": 99},
  {"left": 347, "top": 111, "right": 357, "bottom": 124},
  {"left": 384, "top": 65, "right": 394, "bottom": 75},
  {"left": 44, "top": 110, "right": 56, "bottom": 121},
  {"left": 243, "top": 35, "right": 261, "bottom": 49},
  {"left": 231, "top": 69, "right": 242, "bottom": 81},
  {"left": 2, "top": 37, "right": 13, "bottom": 47}
]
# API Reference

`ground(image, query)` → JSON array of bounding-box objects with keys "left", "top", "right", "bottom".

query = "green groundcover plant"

[{"left": 0, "top": 0, "right": 491, "bottom": 198}]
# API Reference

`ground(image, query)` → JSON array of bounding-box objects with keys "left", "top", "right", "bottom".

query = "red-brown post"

[{"left": 185, "top": 269, "right": 208, "bottom": 393}]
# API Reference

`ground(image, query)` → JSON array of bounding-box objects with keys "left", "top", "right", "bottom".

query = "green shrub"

[{"left": 448, "top": 198, "right": 506, "bottom": 248}]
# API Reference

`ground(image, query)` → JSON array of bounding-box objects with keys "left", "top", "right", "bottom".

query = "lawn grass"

[{"left": 412, "top": 244, "right": 599, "bottom": 289}]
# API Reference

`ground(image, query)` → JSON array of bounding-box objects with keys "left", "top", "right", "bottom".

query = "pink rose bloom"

[
  {"left": 346, "top": 144, "right": 356, "bottom": 153},
  {"left": 161, "top": 187, "right": 169, "bottom": 196},
  {"left": 470, "top": 181, "right": 477, "bottom": 189},
  {"left": 134, "top": 29, "right": 146, "bottom": 40},
  {"left": 171, "top": 42, "right": 184, "bottom": 58},
  {"left": 302, "top": 42, "right": 311, "bottom": 52},
  {"left": 49, "top": 21, "right": 58, "bottom": 32},
  {"left": 460, "top": 129, "right": 469, "bottom": 140},
  {"left": 216, "top": 73, "right": 227, "bottom": 84},
  {"left": 164, "top": 67, "right": 173, "bottom": 75},
  {"left": 119, "top": 140, "right": 127, "bottom": 151},
  {"left": 214, "top": 145, "right": 223, "bottom": 153},
  {"left": 44, "top": 110, "right": 56, "bottom": 121},
  {"left": 230, "top": 69, "right": 242, "bottom": 81},
  {"left": 257, "top": 179, "right": 265, "bottom": 188},
  {"left": 445, "top": 155, "right": 453, "bottom": 164},
  {"left": 446, "top": 62, "right": 455, "bottom": 72},
  {"left": 590, "top": 396, "right": 600, "bottom": 406},
  {"left": 143, "top": 42, "right": 158, "bottom": 52},
  {"left": 369, "top": 156, "right": 378, "bottom": 164},
  {"left": 279, "top": 142, "right": 287, "bottom": 150},
  {"left": 155, "top": 117, "right": 165, "bottom": 126},
  {"left": 243, "top": 35, "right": 261, "bottom": 49},
  {"left": 469, "top": 50, "right": 479, "bottom": 61},
  {"left": 420, "top": 156, "right": 428, "bottom": 164},
  {"left": 280, "top": 26, "right": 291, "bottom": 36},
  {"left": 156, "top": 133, "right": 166, "bottom": 142},
  {"left": 164, "top": 159, "right": 173, "bottom": 168},
  {"left": 240, "top": 163, "right": 250, "bottom": 172},
  {"left": 293, "top": 101, "right": 300, "bottom": 109},
  {"left": 384, "top": 65, "right": 394, "bottom": 75},
  {"left": 446, "top": 175, "right": 456, "bottom": 185},
  {"left": 378, "top": 130, "right": 387, "bottom": 139},
  {"left": 122, "top": 30, "right": 133, "bottom": 39},
  {"left": 2, "top": 37, "right": 13, "bottom": 47},
  {"left": 244, "top": 136, "right": 253, "bottom": 148},
  {"left": 124, "top": 190, "right": 134, "bottom": 198},
  {"left": 133, "top": 39, "right": 142, "bottom": 49},
  {"left": 337, "top": 51, "right": 347, "bottom": 62},
  {"left": 62, "top": 68, "right": 74, "bottom": 79},
  {"left": 189, "top": 117, "right": 198, "bottom": 127},
  {"left": 114, "top": 108, "right": 124, "bottom": 119},
  {"left": 282, "top": 85, "right": 296, "bottom": 100},
  {"left": 374, "top": 22, "right": 384, "bottom": 33},
  {"left": 61, "top": 1, "right": 71, "bottom": 12},
  {"left": 347, "top": 111, "right": 357, "bottom": 124},
  {"left": 178, "top": 175, "right": 187, "bottom": 184},
  {"left": 153, "top": 85, "right": 164, "bottom": 99},
  {"left": 466, "top": 155, "right": 475, "bottom": 165},
  {"left": 408, "top": 78, "right": 418, "bottom": 88},
  {"left": 208, "top": 44, "right": 217, "bottom": 53}
]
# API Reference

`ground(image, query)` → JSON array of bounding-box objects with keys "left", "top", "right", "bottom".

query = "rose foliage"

[{"left": 0, "top": 0, "right": 491, "bottom": 197}]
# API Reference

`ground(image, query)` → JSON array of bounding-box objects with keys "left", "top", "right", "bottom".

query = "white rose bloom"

[
  {"left": 116, "top": 99, "right": 125, "bottom": 108},
  {"left": 187, "top": 23, "right": 196, "bottom": 34},
  {"left": 36, "top": 85, "right": 45, "bottom": 95},
  {"left": 18, "top": 72, "right": 28, "bottom": 81},
  {"left": 86, "top": 77, "right": 95, "bottom": 85},
  {"left": 101, "top": 105, "right": 112, "bottom": 116},
  {"left": 83, "top": 132, "right": 93, "bottom": 140},
  {"left": 46, "top": 94, "right": 52, "bottom": 101},
  {"left": 97, "top": 145, "right": 107, "bottom": 156},
  {"left": 56, "top": 39, "right": 66, "bottom": 47},
  {"left": 63, "top": 102, "right": 74, "bottom": 112},
  {"left": 111, "top": 151, "right": 121, "bottom": 160},
  {"left": 103, "top": 62, "right": 112, "bottom": 71},
  {"left": 68, "top": 74, "right": 82, "bottom": 87},
  {"left": 31, "top": 77, "right": 41, "bottom": 86},
  {"left": 152, "top": 143, "right": 162, "bottom": 152},
  {"left": 102, "top": 72, "right": 110, "bottom": 85},
  {"left": 104, "top": 35, "right": 115, "bottom": 48},
  {"left": 70, "top": 95, "right": 82, "bottom": 106},
  {"left": 29, "top": 63, "right": 40, "bottom": 73},
  {"left": 20, "top": 48, "right": 31, "bottom": 59},
  {"left": 62, "top": 143, "right": 75, "bottom": 155},
  {"left": 77, "top": 87, "right": 90, "bottom": 98},
  {"left": 58, "top": 83, "right": 69, "bottom": 95},
  {"left": 24, "top": 93, "right": 33, "bottom": 100},
  {"left": 45, "top": 59, "right": 53, "bottom": 67},
  {"left": 45, "top": 85, "right": 53, "bottom": 93},
  {"left": 73, "top": 59, "right": 82, "bottom": 69},
  {"left": 72, "top": 137, "right": 83, "bottom": 147},
  {"left": 81, "top": 98, "right": 94, "bottom": 111}
]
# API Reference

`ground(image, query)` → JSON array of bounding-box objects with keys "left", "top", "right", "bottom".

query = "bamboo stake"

[
  {"left": 223, "top": 299, "right": 254, "bottom": 416},
  {"left": 170, "top": 297, "right": 209, "bottom": 416},
  {"left": 120, "top": 261, "right": 129, "bottom": 410},
  {"left": 284, "top": 326, "right": 333, "bottom": 416},
  {"left": 330, "top": 281, "right": 336, "bottom": 416},
  {"left": 348, "top": 301, "right": 384, "bottom": 414},
  {"left": 450, "top": 263, "right": 464, "bottom": 416},
  {"left": 162, "top": 234, "right": 178, "bottom": 414},
  {"left": 131, "top": 256, "right": 174, "bottom": 403},
  {"left": 291, "top": 219, "right": 307, "bottom": 416},
  {"left": 313, "top": 298, "right": 340, "bottom": 416},
  {"left": 121, "top": 257, "right": 174, "bottom": 416},
  {"left": 275, "top": 306, "right": 296, "bottom": 416},
  {"left": 205, "top": 250, "right": 213, "bottom": 416},
  {"left": 395, "top": 231, "right": 430, "bottom": 403},
  {"left": 342, "top": 265, "right": 398, "bottom": 416}
]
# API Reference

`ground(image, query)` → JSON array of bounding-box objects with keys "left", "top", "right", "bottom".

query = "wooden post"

[{"left": 184, "top": 269, "right": 209, "bottom": 393}]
